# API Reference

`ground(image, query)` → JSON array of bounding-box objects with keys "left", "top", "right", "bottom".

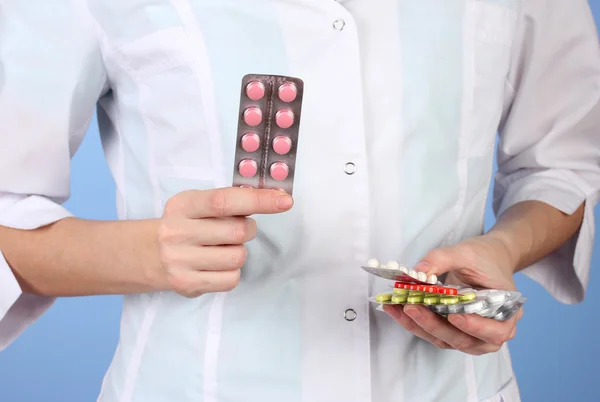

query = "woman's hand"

[
  {"left": 158, "top": 187, "right": 293, "bottom": 297},
  {"left": 383, "top": 234, "right": 523, "bottom": 355}
]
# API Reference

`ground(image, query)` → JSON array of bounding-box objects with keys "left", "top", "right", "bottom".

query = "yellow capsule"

[
  {"left": 376, "top": 293, "right": 393, "bottom": 303},
  {"left": 407, "top": 295, "right": 424, "bottom": 304},
  {"left": 440, "top": 296, "right": 459, "bottom": 305},
  {"left": 393, "top": 288, "right": 409, "bottom": 295},
  {"left": 458, "top": 292, "right": 476, "bottom": 302},
  {"left": 391, "top": 294, "right": 408, "bottom": 304},
  {"left": 424, "top": 296, "right": 441, "bottom": 305},
  {"left": 409, "top": 290, "right": 424, "bottom": 296}
]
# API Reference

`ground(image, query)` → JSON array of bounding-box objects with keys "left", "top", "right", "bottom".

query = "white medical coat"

[{"left": 1, "top": 1, "right": 600, "bottom": 401}]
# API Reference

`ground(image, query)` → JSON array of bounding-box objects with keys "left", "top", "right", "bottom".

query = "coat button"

[
  {"left": 344, "top": 309, "right": 357, "bottom": 321},
  {"left": 344, "top": 162, "right": 356, "bottom": 175},
  {"left": 333, "top": 19, "right": 346, "bottom": 31}
]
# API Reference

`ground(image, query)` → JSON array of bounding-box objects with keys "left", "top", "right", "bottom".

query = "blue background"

[{"left": 2, "top": 2, "right": 600, "bottom": 401}]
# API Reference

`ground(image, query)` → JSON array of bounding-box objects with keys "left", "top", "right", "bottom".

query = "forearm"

[
  {"left": 486, "top": 200, "right": 585, "bottom": 275},
  {"left": 0, "top": 217, "right": 167, "bottom": 297}
]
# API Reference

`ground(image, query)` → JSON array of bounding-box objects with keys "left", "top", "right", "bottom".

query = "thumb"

[{"left": 413, "top": 247, "right": 461, "bottom": 277}]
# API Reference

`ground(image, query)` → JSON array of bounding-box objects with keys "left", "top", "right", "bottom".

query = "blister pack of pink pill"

[
  {"left": 362, "top": 258, "right": 526, "bottom": 322},
  {"left": 232, "top": 74, "right": 304, "bottom": 195}
]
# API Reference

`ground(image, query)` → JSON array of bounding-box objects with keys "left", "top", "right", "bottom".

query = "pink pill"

[
  {"left": 275, "top": 109, "right": 294, "bottom": 129},
  {"left": 238, "top": 159, "right": 258, "bottom": 178},
  {"left": 241, "top": 133, "right": 260, "bottom": 153},
  {"left": 245, "top": 81, "right": 265, "bottom": 101},
  {"left": 278, "top": 82, "right": 297, "bottom": 103},
  {"left": 272, "top": 135, "right": 292, "bottom": 155},
  {"left": 244, "top": 107, "right": 262, "bottom": 127},
  {"left": 270, "top": 162, "right": 289, "bottom": 181}
]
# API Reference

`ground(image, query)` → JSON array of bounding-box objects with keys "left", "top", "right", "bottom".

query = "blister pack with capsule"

[
  {"left": 362, "top": 259, "right": 526, "bottom": 322},
  {"left": 232, "top": 74, "right": 304, "bottom": 195}
]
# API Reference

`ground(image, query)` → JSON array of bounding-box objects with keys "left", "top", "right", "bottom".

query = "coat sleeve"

[
  {"left": 0, "top": 1, "right": 107, "bottom": 350},
  {"left": 494, "top": 0, "right": 600, "bottom": 304}
]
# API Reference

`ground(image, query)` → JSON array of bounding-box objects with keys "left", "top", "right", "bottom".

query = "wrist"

[
  {"left": 143, "top": 219, "right": 171, "bottom": 292},
  {"left": 481, "top": 229, "right": 522, "bottom": 276}
]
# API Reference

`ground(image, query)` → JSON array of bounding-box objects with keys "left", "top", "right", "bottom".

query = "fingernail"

[
  {"left": 405, "top": 307, "right": 421, "bottom": 320},
  {"left": 414, "top": 261, "right": 430, "bottom": 272},
  {"left": 449, "top": 314, "right": 465, "bottom": 327},
  {"left": 276, "top": 195, "right": 293, "bottom": 210}
]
